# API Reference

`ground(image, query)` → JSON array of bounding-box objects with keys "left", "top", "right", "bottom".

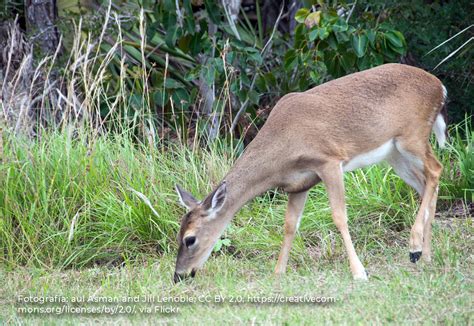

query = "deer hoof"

[{"left": 409, "top": 251, "right": 422, "bottom": 263}]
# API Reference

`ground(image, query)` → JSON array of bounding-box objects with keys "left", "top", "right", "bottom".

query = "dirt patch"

[{"left": 437, "top": 200, "right": 473, "bottom": 218}]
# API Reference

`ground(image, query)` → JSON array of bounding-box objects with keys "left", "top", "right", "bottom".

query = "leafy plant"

[
  {"left": 72, "top": 1, "right": 407, "bottom": 140},
  {"left": 288, "top": 7, "right": 406, "bottom": 83},
  {"left": 351, "top": 0, "right": 473, "bottom": 124}
]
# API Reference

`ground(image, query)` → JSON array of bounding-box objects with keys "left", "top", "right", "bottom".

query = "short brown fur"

[{"left": 173, "top": 63, "right": 445, "bottom": 281}]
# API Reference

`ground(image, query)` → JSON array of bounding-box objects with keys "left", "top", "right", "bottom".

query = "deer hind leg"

[
  {"left": 421, "top": 152, "right": 442, "bottom": 262},
  {"left": 318, "top": 162, "right": 367, "bottom": 280},
  {"left": 392, "top": 141, "right": 442, "bottom": 263},
  {"left": 275, "top": 191, "right": 308, "bottom": 274}
]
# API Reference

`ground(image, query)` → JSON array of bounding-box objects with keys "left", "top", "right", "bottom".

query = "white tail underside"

[
  {"left": 433, "top": 114, "right": 446, "bottom": 148},
  {"left": 433, "top": 85, "right": 448, "bottom": 149}
]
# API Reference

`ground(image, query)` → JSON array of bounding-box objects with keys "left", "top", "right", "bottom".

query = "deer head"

[{"left": 173, "top": 181, "right": 228, "bottom": 282}]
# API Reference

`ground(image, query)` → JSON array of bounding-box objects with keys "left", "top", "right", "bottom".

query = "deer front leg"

[
  {"left": 319, "top": 162, "right": 368, "bottom": 281},
  {"left": 274, "top": 191, "right": 308, "bottom": 274}
]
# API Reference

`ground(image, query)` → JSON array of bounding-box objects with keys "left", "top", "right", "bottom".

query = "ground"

[{"left": 1, "top": 213, "right": 472, "bottom": 325}]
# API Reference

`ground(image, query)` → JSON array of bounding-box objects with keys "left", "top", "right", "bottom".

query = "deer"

[{"left": 173, "top": 63, "right": 447, "bottom": 282}]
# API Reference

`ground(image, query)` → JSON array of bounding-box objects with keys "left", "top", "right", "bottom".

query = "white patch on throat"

[{"left": 342, "top": 139, "right": 395, "bottom": 172}]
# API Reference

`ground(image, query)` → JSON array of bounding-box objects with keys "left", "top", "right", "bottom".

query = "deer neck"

[{"left": 220, "top": 145, "right": 278, "bottom": 220}]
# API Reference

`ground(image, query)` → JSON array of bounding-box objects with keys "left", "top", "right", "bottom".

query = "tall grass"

[
  {"left": 0, "top": 118, "right": 471, "bottom": 269},
  {"left": 0, "top": 129, "right": 230, "bottom": 268}
]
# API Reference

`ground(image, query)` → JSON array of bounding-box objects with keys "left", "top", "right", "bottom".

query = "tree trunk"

[
  {"left": 262, "top": 0, "right": 302, "bottom": 35},
  {"left": 24, "top": 0, "right": 61, "bottom": 55},
  {"left": 24, "top": 0, "right": 66, "bottom": 129}
]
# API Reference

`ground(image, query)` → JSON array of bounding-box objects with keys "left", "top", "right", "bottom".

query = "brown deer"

[{"left": 173, "top": 63, "right": 447, "bottom": 282}]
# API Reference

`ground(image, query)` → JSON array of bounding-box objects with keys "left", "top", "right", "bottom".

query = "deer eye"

[{"left": 184, "top": 236, "right": 197, "bottom": 248}]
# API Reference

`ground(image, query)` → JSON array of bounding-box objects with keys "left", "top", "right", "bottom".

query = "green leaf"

[
  {"left": 165, "top": 78, "right": 183, "bottom": 89},
  {"left": 264, "top": 72, "right": 277, "bottom": 87},
  {"left": 189, "top": 32, "right": 203, "bottom": 55},
  {"left": 366, "top": 30, "right": 376, "bottom": 46},
  {"left": 318, "top": 27, "right": 329, "bottom": 40},
  {"left": 332, "top": 19, "right": 348, "bottom": 32},
  {"left": 202, "top": 65, "right": 215, "bottom": 86},
  {"left": 185, "top": 66, "right": 200, "bottom": 81},
  {"left": 172, "top": 88, "right": 190, "bottom": 109},
  {"left": 255, "top": 75, "right": 266, "bottom": 92},
  {"left": 295, "top": 8, "right": 310, "bottom": 23},
  {"left": 183, "top": 0, "right": 195, "bottom": 34},
  {"left": 213, "top": 241, "right": 222, "bottom": 252},
  {"left": 248, "top": 90, "right": 260, "bottom": 104},
  {"left": 294, "top": 24, "right": 306, "bottom": 48},
  {"left": 309, "top": 70, "right": 319, "bottom": 83},
  {"left": 163, "top": 11, "right": 177, "bottom": 30},
  {"left": 230, "top": 80, "right": 239, "bottom": 93},
  {"left": 309, "top": 28, "right": 319, "bottom": 41},
  {"left": 213, "top": 238, "right": 231, "bottom": 252},
  {"left": 299, "top": 76, "right": 310, "bottom": 90},
  {"left": 326, "top": 34, "right": 338, "bottom": 50},
  {"left": 165, "top": 26, "right": 178, "bottom": 47},
  {"left": 284, "top": 49, "right": 298, "bottom": 71},
  {"left": 249, "top": 52, "right": 263, "bottom": 64},
  {"left": 325, "top": 52, "right": 343, "bottom": 77},
  {"left": 221, "top": 239, "right": 231, "bottom": 246},
  {"left": 385, "top": 30, "right": 405, "bottom": 48},
  {"left": 204, "top": 0, "right": 220, "bottom": 24},
  {"left": 163, "top": 0, "right": 175, "bottom": 11},
  {"left": 351, "top": 33, "right": 368, "bottom": 58},
  {"left": 334, "top": 31, "right": 349, "bottom": 43},
  {"left": 340, "top": 52, "right": 356, "bottom": 72},
  {"left": 153, "top": 90, "right": 169, "bottom": 106},
  {"left": 389, "top": 44, "right": 406, "bottom": 55},
  {"left": 357, "top": 55, "right": 371, "bottom": 70},
  {"left": 146, "top": 21, "right": 159, "bottom": 40},
  {"left": 372, "top": 52, "right": 384, "bottom": 66}
]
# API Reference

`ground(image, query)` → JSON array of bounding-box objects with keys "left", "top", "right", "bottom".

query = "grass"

[
  {"left": 0, "top": 119, "right": 472, "bottom": 269},
  {"left": 1, "top": 232, "right": 472, "bottom": 324},
  {"left": 0, "top": 120, "right": 472, "bottom": 323}
]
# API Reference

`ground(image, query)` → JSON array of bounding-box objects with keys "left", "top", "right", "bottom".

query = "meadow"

[
  {"left": 0, "top": 3, "right": 472, "bottom": 323},
  {"left": 0, "top": 119, "right": 472, "bottom": 324}
]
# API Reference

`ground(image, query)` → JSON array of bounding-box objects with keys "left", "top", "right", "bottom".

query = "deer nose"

[
  {"left": 173, "top": 272, "right": 185, "bottom": 283},
  {"left": 173, "top": 269, "right": 196, "bottom": 283}
]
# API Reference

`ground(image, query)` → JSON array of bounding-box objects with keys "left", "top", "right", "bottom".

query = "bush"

[{"left": 58, "top": 1, "right": 407, "bottom": 141}]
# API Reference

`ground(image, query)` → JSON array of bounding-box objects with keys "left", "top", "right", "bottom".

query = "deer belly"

[
  {"left": 342, "top": 139, "right": 395, "bottom": 172},
  {"left": 282, "top": 170, "right": 321, "bottom": 193}
]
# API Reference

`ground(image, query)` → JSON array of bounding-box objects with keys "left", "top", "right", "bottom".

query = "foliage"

[
  {"left": 352, "top": 0, "right": 473, "bottom": 124},
  {"left": 288, "top": 6, "right": 406, "bottom": 87},
  {"left": 444, "top": 116, "right": 474, "bottom": 201},
  {"left": 0, "top": 0, "right": 23, "bottom": 20},
  {"left": 75, "top": 1, "right": 407, "bottom": 140}
]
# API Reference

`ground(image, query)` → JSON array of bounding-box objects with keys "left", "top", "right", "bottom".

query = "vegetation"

[
  {"left": 0, "top": 0, "right": 472, "bottom": 324},
  {"left": 367, "top": 0, "right": 473, "bottom": 123},
  {"left": 2, "top": 248, "right": 472, "bottom": 324},
  {"left": 2, "top": 0, "right": 409, "bottom": 141},
  {"left": 0, "top": 119, "right": 472, "bottom": 269},
  {"left": 0, "top": 120, "right": 472, "bottom": 323}
]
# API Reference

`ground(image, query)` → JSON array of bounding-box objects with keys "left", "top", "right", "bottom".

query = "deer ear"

[
  {"left": 203, "top": 181, "right": 227, "bottom": 213},
  {"left": 175, "top": 184, "right": 199, "bottom": 210}
]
